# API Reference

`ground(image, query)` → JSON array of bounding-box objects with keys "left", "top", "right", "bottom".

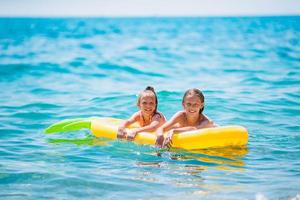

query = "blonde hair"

[
  {"left": 182, "top": 88, "right": 205, "bottom": 113},
  {"left": 137, "top": 86, "right": 158, "bottom": 113}
]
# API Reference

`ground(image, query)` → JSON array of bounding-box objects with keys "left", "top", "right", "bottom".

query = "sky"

[{"left": 0, "top": 0, "right": 300, "bottom": 17}]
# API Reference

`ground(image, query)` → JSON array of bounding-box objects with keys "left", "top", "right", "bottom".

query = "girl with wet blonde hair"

[
  {"left": 155, "top": 88, "right": 217, "bottom": 148},
  {"left": 117, "top": 86, "right": 166, "bottom": 140}
]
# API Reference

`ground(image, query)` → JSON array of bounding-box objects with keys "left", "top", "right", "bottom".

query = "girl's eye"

[{"left": 187, "top": 103, "right": 191, "bottom": 106}]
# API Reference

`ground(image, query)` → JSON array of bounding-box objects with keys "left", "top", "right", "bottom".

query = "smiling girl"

[
  {"left": 155, "top": 88, "right": 217, "bottom": 148},
  {"left": 117, "top": 86, "right": 166, "bottom": 140}
]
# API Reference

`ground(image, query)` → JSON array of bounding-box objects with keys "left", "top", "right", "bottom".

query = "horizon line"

[{"left": 1, "top": 13, "right": 300, "bottom": 18}]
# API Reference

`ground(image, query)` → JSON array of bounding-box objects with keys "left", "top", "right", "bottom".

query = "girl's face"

[
  {"left": 138, "top": 94, "right": 156, "bottom": 116},
  {"left": 182, "top": 94, "right": 204, "bottom": 116}
]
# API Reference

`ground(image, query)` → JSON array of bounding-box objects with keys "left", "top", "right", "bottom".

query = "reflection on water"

[
  {"left": 134, "top": 146, "right": 248, "bottom": 188},
  {"left": 47, "top": 133, "right": 251, "bottom": 198},
  {"left": 135, "top": 147, "right": 249, "bottom": 199},
  {"left": 48, "top": 136, "right": 110, "bottom": 146},
  {"left": 168, "top": 146, "right": 248, "bottom": 168},
  {"left": 48, "top": 135, "right": 248, "bottom": 170},
  {"left": 47, "top": 134, "right": 250, "bottom": 198},
  {"left": 188, "top": 147, "right": 248, "bottom": 168}
]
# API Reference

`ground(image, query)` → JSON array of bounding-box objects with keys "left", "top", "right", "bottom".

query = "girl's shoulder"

[
  {"left": 175, "top": 111, "right": 186, "bottom": 117},
  {"left": 132, "top": 111, "right": 142, "bottom": 119},
  {"left": 201, "top": 114, "right": 212, "bottom": 122},
  {"left": 170, "top": 111, "right": 186, "bottom": 121},
  {"left": 155, "top": 111, "right": 164, "bottom": 117},
  {"left": 199, "top": 114, "right": 217, "bottom": 128},
  {"left": 153, "top": 111, "right": 166, "bottom": 120}
]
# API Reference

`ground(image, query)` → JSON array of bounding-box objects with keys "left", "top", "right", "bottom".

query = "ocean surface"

[{"left": 0, "top": 17, "right": 300, "bottom": 200}]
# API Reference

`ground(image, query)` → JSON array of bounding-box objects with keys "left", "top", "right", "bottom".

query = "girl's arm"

[
  {"left": 165, "top": 114, "right": 214, "bottom": 134},
  {"left": 126, "top": 114, "right": 163, "bottom": 140},
  {"left": 161, "top": 126, "right": 197, "bottom": 148},
  {"left": 130, "top": 114, "right": 161, "bottom": 133},
  {"left": 166, "top": 115, "right": 216, "bottom": 138},
  {"left": 156, "top": 111, "right": 184, "bottom": 136},
  {"left": 119, "top": 113, "right": 139, "bottom": 128},
  {"left": 117, "top": 112, "right": 139, "bottom": 138},
  {"left": 171, "top": 126, "right": 197, "bottom": 133},
  {"left": 162, "top": 115, "right": 217, "bottom": 148},
  {"left": 196, "top": 114, "right": 217, "bottom": 129},
  {"left": 155, "top": 111, "right": 183, "bottom": 147}
]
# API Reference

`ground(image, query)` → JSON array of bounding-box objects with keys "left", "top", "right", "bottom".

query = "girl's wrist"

[
  {"left": 119, "top": 126, "right": 125, "bottom": 130},
  {"left": 132, "top": 129, "right": 139, "bottom": 135},
  {"left": 156, "top": 132, "right": 163, "bottom": 136},
  {"left": 133, "top": 128, "right": 141, "bottom": 134}
]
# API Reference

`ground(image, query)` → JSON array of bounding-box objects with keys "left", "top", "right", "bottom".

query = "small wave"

[
  {"left": 12, "top": 112, "right": 54, "bottom": 121},
  {"left": 69, "top": 61, "right": 83, "bottom": 67},
  {"left": 97, "top": 63, "right": 166, "bottom": 77},
  {"left": 89, "top": 94, "right": 135, "bottom": 103},
  {"left": 30, "top": 88, "right": 57, "bottom": 95},
  {"left": 0, "top": 194, "right": 28, "bottom": 198},
  {"left": 157, "top": 90, "right": 181, "bottom": 97},
  {"left": 0, "top": 62, "right": 70, "bottom": 81},
  {"left": 18, "top": 102, "right": 62, "bottom": 109},
  {"left": 79, "top": 43, "right": 94, "bottom": 50}
]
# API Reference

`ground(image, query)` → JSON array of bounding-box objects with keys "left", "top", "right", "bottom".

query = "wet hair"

[
  {"left": 182, "top": 88, "right": 205, "bottom": 114},
  {"left": 137, "top": 86, "right": 158, "bottom": 113}
]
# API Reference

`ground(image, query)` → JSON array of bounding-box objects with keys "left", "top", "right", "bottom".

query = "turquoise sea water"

[{"left": 0, "top": 17, "right": 300, "bottom": 199}]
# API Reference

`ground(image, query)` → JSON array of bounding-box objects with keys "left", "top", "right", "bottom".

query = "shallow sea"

[{"left": 0, "top": 17, "right": 300, "bottom": 199}]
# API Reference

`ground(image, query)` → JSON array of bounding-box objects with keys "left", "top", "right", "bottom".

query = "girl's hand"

[
  {"left": 117, "top": 127, "right": 127, "bottom": 139},
  {"left": 162, "top": 130, "right": 174, "bottom": 148},
  {"left": 155, "top": 135, "right": 164, "bottom": 148},
  {"left": 126, "top": 129, "right": 138, "bottom": 141}
]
